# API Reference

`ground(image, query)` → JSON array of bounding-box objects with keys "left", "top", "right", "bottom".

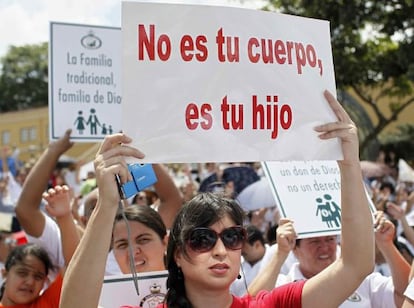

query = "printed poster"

[{"left": 49, "top": 22, "right": 121, "bottom": 141}]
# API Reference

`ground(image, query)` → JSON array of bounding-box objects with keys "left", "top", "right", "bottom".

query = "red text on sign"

[
  {"left": 180, "top": 34, "right": 208, "bottom": 62},
  {"left": 221, "top": 96, "right": 244, "bottom": 129},
  {"left": 247, "top": 37, "right": 323, "bottom": 75},
  {"left": 138, "top": 24, "right": 171, "bottom": 61},
  {"left": 216, "top": 28, "right": 240, "bottom": 63},
  {"left": 252, "top": 95, "right": 292, "bottom": 139},
  {"left": 185, "top": 103, "right": 213, "bottom": 130}
]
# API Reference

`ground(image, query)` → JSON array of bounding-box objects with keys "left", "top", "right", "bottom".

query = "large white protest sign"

[
  {"left": 99, "top": 271, "right": 168, "bottom": 307},
  {"left": 263, "top": 161, "right": 375, "bottom": 238},
  {"left": 122, "top": 2, "right": 341, "bottom": 163},
  {"left": 49, "top": 22, "right": 121, "bottom": 141}
]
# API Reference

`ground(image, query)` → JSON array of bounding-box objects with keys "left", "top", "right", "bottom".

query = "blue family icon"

[
  {"left": 74, "top": 110, "right": 87, "bottom": 134},
  {"left": 315, "top": 194, "right": 341, "bottom": 228},
  {"left": 73, "top": 109, "right": 115, "bottom": 136},
  {"left": 87, "top": 108, "right": 101, "bottom": 135}
]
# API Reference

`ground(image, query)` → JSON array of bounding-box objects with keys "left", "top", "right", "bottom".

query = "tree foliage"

[
  {"left": 0, "top": 42, "right": 48, "bottom": 111},
  {"left": 381, "top": 124, "right": 414, "bottom": 162},
  {"left": 264, "top": 0, "right": 414, "bottom": 158}
]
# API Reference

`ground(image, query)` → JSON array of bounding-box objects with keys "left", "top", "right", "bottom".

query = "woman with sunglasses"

[
  {"left": 60, "top": 90, "right": 374, "bottom": 307},
  {"left": 161, "top": 91, "right": 374, "bottom": 307}
]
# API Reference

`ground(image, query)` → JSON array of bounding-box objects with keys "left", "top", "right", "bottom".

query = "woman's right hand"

[
  {"left": 276, "top": 218, "right": 297, "bottom": 255},
  {"left": 314, "top": 90, "right": 359, "bottom": 166},
  {"left": 94, "top": 133, "right": 145, "bottom": 209}
]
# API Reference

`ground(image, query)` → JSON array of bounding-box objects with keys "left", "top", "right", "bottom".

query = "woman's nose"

[{"left": 212, "top": 237, "right": 227, "bottom": 257}]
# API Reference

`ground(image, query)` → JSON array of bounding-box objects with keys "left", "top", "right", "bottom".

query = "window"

[
  {"left": 29, "top": 127, "right": 37, "bottom": 141},
  {"left": 1, "top": 131, "right": 10, "bottom": 145},
  {"left": 20, "top": 128, "right": 29, "bottom": 143}
]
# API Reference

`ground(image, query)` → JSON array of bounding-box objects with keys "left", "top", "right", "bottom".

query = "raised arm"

[
  {"left": 0, "top": 147, "right": 22, "bottom": 207},
  {"left": 15, "top": 129, "right": 73, "bottom": 237},
  {"left": 375, "top": 212, "right": 410, "bottom": 307},
  {"left": 1, "top": 147, "right": 9, "bottom": 175},
  {"left": 42, "top": 184, "right": 80, "bottom": 267},
  {"left": 152, "top": 164, "right": 184, "bottom": 229},
  {"left": 302, "top": 90, "right": 375, "bottom": 307},
  {"left": 247, "top": 218, "right": 296, "bottom": 295},
  {"left": 386, "top": 202, "right": 414, "bottom": 250},
  {"left": 60, "top": 133, "right": 144, "bottom": 308},
  {"left": 0, "top": 148, "right": 11, "bottom": 203}
]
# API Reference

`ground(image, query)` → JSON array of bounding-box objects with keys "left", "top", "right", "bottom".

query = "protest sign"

[
  {"left": 99, "top": 271, "right": 168, "bottom": 308},
  {"left": 122, "top": 2, "right": 341, "bottom": 163},
  {"left": 49, "top": 22, "right": 121, "bottom": 141},
  {"left": 263, "top": 160, "right": 375, "bottom": 238}
]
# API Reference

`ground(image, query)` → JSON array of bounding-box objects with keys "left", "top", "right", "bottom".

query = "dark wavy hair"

[
  {"left": 164, "top": 192, "right": 245, "bottom": 307},
  {"left": 0, "top": 243, "right": 55, "bottom": 298},
  {"left": 112, "top": 205, "right": 167, "bottom": 247}
]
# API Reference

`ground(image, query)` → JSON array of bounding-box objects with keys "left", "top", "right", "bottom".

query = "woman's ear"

[
  {"left": 174, "top": 248, "right": 182, "bottom": 268},
  {"left": 163, "top": 234, "right": 169, "bottom": 247}
]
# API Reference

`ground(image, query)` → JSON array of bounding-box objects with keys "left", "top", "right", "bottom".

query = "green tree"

[
  {"left": 381, "top": 124, "right": 414, "bottom": 162},
  {"left": 264, "top": 0, "right": 414, "bottom": 158},
  {"left": 0, "top": 42, "right": 48, "bottom": 111}
]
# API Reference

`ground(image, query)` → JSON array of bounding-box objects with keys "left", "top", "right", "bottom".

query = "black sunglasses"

[{"left": 187, "top": 226, "right": 246, "bottom": 253}]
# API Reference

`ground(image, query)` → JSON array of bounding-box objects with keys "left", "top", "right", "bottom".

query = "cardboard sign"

[
  {"left": 263, "top": 161, "right": 375, "bottom": 238},
  {"left": 122, "top": 2, "right": 341, "bottom": 163},
  {"left": 99, "top": 271, "right": 168, "bottom": 308},
  {"left": 49, "top": 22, "right": 121, "bottom": 141}
]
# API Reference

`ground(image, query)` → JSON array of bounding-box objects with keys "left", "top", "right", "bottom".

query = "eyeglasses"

[{"left": 187, "top": 226, "right": 246, "bottom": 253}]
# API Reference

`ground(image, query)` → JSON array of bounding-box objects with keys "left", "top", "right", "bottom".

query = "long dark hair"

[
  {"left": 0, "top": 243, "right": 55, "bottom": 298},
  {"left": 164, "top": 192, "right": 245, "bottom": 307}
]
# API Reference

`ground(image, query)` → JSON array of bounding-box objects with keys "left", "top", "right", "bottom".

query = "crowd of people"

[{"left": 0, "top": 90, "right": 413, "bottom": 307}]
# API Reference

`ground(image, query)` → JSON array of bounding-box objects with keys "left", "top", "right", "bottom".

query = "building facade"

[{"left": 0, "top": 106, "right": 97, "bottom": 163}]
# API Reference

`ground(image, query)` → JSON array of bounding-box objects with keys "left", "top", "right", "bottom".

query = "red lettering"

[
  {"left": 286, "top": 41, "right": 294, "bottom": 64},
  {"left": 216, "top": 28, "right": 225, "bottom": 62},
  {"left": 252, "top": 95, "right": 263, "bottom": 129},
  {"left": 200, "top": 104, "right": 212, "bottom": 129},
  {"left": 295, "top": 42, "right": 306, "bottom": 74},
  {"left": 137, "top": 24, "right": 171, "bottom": 61},
  {"left": 280, "top": 104, "right": 292, "bottom": 129},
  {"left": 274, "top": 40, "right": 286, "bottom": 64},
  {"left": 185, "top": 103, "right": 199, "bottom": 130},
  {"left": 306, "top": 45, "right": 317, "bottom": 67},
  {"left": 138, "top": 24, "right": 155, "bottom": 60},
  {"left": 261, "top": 39, "right": 274, "bottom": 64},
  {"left": 185, "top": 103, "right": 212, "bottom": 130},
  {"left": 180, "top": 35, "right": 194, "bottom": 62},
  {"left": 157, "top": 34, "right": 171, "bottom": 61},
  {"left": 195, "top": 36, "right": 208, "bottom": 62},
  {"left": 180, "top": 35, "right": 208, "bottom": 62},
  {"left": 247, "top": 38, "right": 260, "bottom": 63}
]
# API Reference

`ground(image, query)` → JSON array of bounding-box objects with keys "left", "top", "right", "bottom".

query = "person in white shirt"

[
  {"left": 230, "top": 224, "right": 269, "bottom": 296},
  {"left": 15, "top": 129, "right": 183, "bottom": 280},
  {"left": 249, "top": 213, "right": 410, "bottom": 307}
]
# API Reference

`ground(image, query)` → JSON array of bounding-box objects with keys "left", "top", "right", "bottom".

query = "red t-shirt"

[
  {"left": 0, "top": 274, "right": 62, "bottom": 308},
  {"left": 157, "top": 280, "right": 305, "bottom": 308}
]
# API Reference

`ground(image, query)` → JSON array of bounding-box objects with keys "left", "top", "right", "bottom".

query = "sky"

[{"left": 0, "top": 0, "right": 267, "bottom": 58}]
